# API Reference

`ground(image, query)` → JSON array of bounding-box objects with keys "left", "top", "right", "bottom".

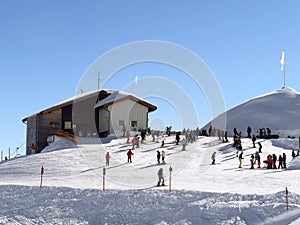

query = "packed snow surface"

[{"left": 0, "top": 134, "right": 299, "bottom": 224}]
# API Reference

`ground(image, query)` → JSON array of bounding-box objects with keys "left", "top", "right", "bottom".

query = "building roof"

[
  {"left": 94, "top": 90, "right": 157, "bottom": 112},
  {"left": 22, "top": 90, "right": 157, "bottom": 123}
]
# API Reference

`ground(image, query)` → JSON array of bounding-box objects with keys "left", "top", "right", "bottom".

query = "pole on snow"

[
  {"left": 169, "top": 166, "right": 173, "bottom": 192},
  {"left": 40, "top": 166, "right": 44, "bottom": 188},
  {"left": 103, "top": 167, "right": 106, "bottom": 191},
  {"left": 286, "top": 187, "right": 289, "bottom": 210}
]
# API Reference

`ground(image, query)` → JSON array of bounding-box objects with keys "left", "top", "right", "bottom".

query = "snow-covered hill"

[
  {"left": 0, "top": 134, "right": 300, "bottom": 224},
  {"left": 204, "top": 87, "right": 300, "bottom": 137}
]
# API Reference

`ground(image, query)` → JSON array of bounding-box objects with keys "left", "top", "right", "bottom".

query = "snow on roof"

[
  {"left": 22, "top": 89, "right": 156, "bottom": 122},
  {"left": 94, "top": 90, "right": 155, "bottom": 109}
]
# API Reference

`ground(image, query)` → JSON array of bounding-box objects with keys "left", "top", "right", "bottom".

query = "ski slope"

[{"left": 0, "top": 134, "right": 299, "bottom": 224}]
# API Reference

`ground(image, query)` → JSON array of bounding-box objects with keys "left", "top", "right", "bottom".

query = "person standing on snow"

[
  {"left": 254, "top": 151, "right": 261, "bottom": 168},
  {"left": 258, "top": 142, "right": 262, "bottom": 153},
  {"left": 272, "top": 154, "right": 277, "bottom": 169},
  {"left": 157, "top": 151, "right": 161, "bottom": 164},
  {"left": 161, "top": 150, "right": 166, "bottom": 164},
  {"left": 224, "top": 131, "right": 229, "bottom": 142},
  {"left": 175, "top": 132, "right": 180, "bottom": 145},
  {"left": 211, "top": 152, "right": 216, "bottom": 165},
  {"left": 126, "top": 131, "right": 130, "bottom": 143},
  {"left": 122, "top": 125, "right": 126, "bottom": 137},
  {"left": 247, "top": 126, "right": 252, "bottom": 138},
  {"left": 252, "top": 135, "right": 256, "bottom": 148},
  {"left": 127, "top": 149, "right": 134, "bottom": 163},
  {"left": 278, "top": 155, "right": 283, "bottom": 169},
  {"left": 292, "top": 150, "right": 296, "bottom": 158},
  {"left": 250, "top": 154, "right": 254, "bottom": 169},
  {"left": 105, "top": 152, "right": 111, "bottom": 166},
  {"left": 182, "top": 138, "right": 186, "bottom": 150},
  {"left": 283, "top": 153, "right": 287, "bottom": 168},
  {"left": 157, "top": 168, "right": 165, "bottom": 186},
  {"left": 31, "top": 143, "right": 36, "bottom": 154},
  {"left": 238, "top": 152, "right": 244, "bottom": 168}
]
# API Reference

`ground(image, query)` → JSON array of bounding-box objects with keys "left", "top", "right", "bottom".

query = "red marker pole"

[
  {"left": 169, "top": 166, "right": 173, "bottom": 192},
  {"left": 286, "top": 187, "right": 289, "bottom": 210},
  {"left": 103, "top": 167, "right": 106, "bottom": 191},
  {"left": 40, "top": 166, "right": 44, "bottom": 189}
]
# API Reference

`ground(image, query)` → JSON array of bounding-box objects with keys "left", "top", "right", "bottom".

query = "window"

[
  {"left": 64, "top": 121, "right": 72, "bottom": 129},
  {"left": 131, "top": 121, "right": 137, "bottom": 127},
  {"left": 119, "top": 120, "right": 125, "bottom": 126}
]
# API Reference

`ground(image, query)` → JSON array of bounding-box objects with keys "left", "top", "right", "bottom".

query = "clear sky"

[{"left": 0, "top": 0, "right": 300, "bottom": 157}]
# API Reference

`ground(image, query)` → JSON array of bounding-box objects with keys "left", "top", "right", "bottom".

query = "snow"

[
  {"left": 204, "top": 87, "right": 300, "bottom": 137},
  {"left": 0, "top": 134, "right": 300, "bottom": 224},
  {"left": 2, "top": 87, "right": 300, "bottom": 224}
]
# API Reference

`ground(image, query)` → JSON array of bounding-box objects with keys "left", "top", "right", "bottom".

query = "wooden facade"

[{"left": 23, "top": 90, "right": 157, "bottom": 155}]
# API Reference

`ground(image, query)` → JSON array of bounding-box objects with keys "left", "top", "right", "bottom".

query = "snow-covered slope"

[
  {"left": 204, "top": 87, "right": 300, "bottom": 137},
  {"left": 0, "top": 135, "right": 299, "bottom": 224}
]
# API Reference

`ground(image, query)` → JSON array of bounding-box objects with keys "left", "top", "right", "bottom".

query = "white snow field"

[
  {"left": 0, "top": 134, "right": 300, "bottom": 225},
  {"left": 204, "top": 87, "right": 300, "bottom": 137},
  {"left": 1, "top": 87, "right": 300, "bottom": 224}
]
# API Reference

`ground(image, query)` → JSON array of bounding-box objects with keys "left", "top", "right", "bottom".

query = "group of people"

[
  {"left": 156, "top": 150, "right": 166, "bottom": 164},
  {"left": 263, "top": 153, "right": 287, "bottom": 169}
]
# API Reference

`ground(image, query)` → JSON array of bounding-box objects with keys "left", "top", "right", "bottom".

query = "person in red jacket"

[
  {"left": 105, "top": 152, "right": 111, "bottom": 166},
  {"left": 31, "top": 143, "right": 36, "bottom": 154},
  {"left": 127, "top": 149, "right": 134, "bottom": 163}
]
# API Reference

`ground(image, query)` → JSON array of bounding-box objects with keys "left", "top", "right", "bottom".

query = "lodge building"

[{"left": 22, "top": 90, "right": 157, "bottom": 155}]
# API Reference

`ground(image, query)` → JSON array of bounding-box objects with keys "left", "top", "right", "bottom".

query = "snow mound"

[
  {"left": 203, "top": 87, "right": 300, "bottom": 137},
  {"left": 41, "top": 135, "right": 77, "bottom": 153},
  {"left": 287, "top": 156, "right": 300, "bottom": 170},
  {"left": 272, "top": 138, "right": 299, "bottom": 150}
]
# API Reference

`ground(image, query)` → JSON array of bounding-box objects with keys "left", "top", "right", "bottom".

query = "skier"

[
  {"left": 258, "top": 142, "right": 262, "bottom": 153},
  {"left": 250, "top": 154, "right": 254, "bottom": 169},
  {"left": 283, "top": 153, "right": 287, "bottom": 168},
  {"left": 238, "top": 152, "right": 244, "bottom": 168},
  {"left": 127, "top": 149, "right": 134, "bottom": 163},
  {"left": 161, "top": 150, "right": 166, "bottom": 164},
  {"left": 157, "top": 151, "right": 161, "bottom": 164},
  {"left": 278, "top": 155, "right": 283, "bottom": 169},
  {"left": 252, "top": 135, "right": 256, "bottom": 148},
  {"left": 157, "top": 168, "right": 165, "bottom": 186},
  {"left": 105, "top": 152, "right": 111, "bottom": 166},
  {"left": 247, "top": 126, "right": 252, "bottom": 138},
  {"left": 211, "top": 152, "right": 216, "bottom": 165}
]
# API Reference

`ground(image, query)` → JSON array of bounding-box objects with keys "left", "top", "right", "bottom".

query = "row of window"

[{"left": 119, "top": 120, "right": 137, "bottom": 127}]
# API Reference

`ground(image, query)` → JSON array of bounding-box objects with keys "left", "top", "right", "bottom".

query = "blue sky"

[{"left": 0, "top": 0, "right": 300, "bottom": 157}]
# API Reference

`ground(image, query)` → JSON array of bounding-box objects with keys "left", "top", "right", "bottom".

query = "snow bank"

[
  {"left": 287, "top": 157, "right": 300, "bottom": 170},
  {"left": 272, "top": 138, "right": 299, "bottom": 150},
  {"left": 41, "top": 135, "right": 77, "bottom": 153},
  {"left": 0, "top": 185, "right": 299, "bottom": 225}
]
